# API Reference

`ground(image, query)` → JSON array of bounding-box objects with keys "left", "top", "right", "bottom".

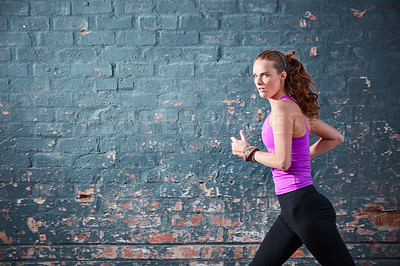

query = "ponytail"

[{"left": 284, "top": 51, "right": 320, "bottom": 118}]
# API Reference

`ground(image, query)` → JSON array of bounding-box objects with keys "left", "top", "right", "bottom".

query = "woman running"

[{"left": 231, "top": 50, "right": 355, "bottom": 265}]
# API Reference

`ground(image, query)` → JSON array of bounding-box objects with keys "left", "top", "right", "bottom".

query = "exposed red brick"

[
  {"left": 119, "top": 203, "right": 133, "bottom": 209},
  {"left": 204, "top": 246, "right": 224, "bottom": 259},
  {"left": 376, "top": 212, "right": 400, "bottom": 226},
  {"left": 123, "top": 246, "right": 147, "bottom": 259},
  {"left": 164, "top": 246, "right": 201, "bottom": 259},
  {"left": 248, "top": 245, "right": 259, "bottom": 258},
  {"left": 0, "top": 231, "right": 13, "bottom": 244},
  {"left": 174, "top": 201, "right": 183, "bottom": 211},
  {"left": 192, "top": 214, "right": 203, "bottom": 226},
  {"left": 234, "top": 247, "right": 243, "bottom": 259},
  {"left": 148, "top": 233, "right": 175, "bottom": 244},
  {"left": 96, "top": 246, "right": 118, "bottom": 259},
  {"left": 211, "top": 217, "right": 241, "bottom": 227},
  {"left": 364, "top": 204, "right": 384, "bottom": 212},
  {"left": 291, "top": 249, "right": 305, "bottom": 258}
]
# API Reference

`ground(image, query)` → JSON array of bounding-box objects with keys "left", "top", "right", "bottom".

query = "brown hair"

[{"left": 255, "top": 50, "right": 320, "bottom": 118}]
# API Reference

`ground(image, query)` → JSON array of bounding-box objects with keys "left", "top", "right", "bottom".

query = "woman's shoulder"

[{"left": 274, "top": 97, "right": 301, "bottom": 114}]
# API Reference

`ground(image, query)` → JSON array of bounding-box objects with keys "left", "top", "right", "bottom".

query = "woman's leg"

[
  {"left": 250, "top": 214, "right": 303, "bottom": 266},
  {"left": 291, "top": 191, "right": 355, "bottom": 266}
]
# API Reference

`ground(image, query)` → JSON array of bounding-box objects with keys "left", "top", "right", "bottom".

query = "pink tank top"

[{"left": 262, "top": 95, "right": 313, "bottom": 195}]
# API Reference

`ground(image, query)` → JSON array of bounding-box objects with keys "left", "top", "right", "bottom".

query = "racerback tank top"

[{"left": 262, "top": 95, "right": 313, "bottom": 195}]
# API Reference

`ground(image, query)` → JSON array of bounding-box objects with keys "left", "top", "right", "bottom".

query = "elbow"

[
  {"left": 337, "top": 132, "right": 344, "bottom": 145},
  {"left": 278, "top": 160, "right": 291, "bottom": 172}
]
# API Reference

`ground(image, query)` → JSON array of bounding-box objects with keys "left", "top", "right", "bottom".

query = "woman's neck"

[{"left": 268, "top": 91, "right": 287, "bottom": 108}]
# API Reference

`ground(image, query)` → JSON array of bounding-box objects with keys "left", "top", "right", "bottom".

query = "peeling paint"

[
  {"left": 351, "top": 8, "right": 367, "bottom": 18},
  {"left": 211, "top": 140, "right": 220, "bottom": 147},
  {"left": 300, "top": 19, "right": 307, "bottom": 28},
  {"left": 118, "top": 170, "right": 135, "bottom": 179},
  {"left": 199, "top": 182, "right": 221, "bottom": 197},
  {"left": 76, "top": 188, "right": 95, "bottom": 203},
  {"left": 27, "top": 217, "right": 42, "bottom": 233},
  {"left": 305, "top": 11, "right": 316, "bottom": 20},
  {"left": 0, "top": 231, "right": 13, "bottom": 244},
  {"left": 34, "top": 198, "right": 46, "bottom": 204},
  {"left": 222, "top": 100, "right": 239, "bottom": 105},
  {"left": 149, "top": 232, "right": 175, "bottom": 244},
  {"left": 211, "top": 217, "right": 242, "bottom": 227},
  {"left": 360, "top": 76, "right": 371, "bottom": 88},
  {"left": 106, "top": 151, "right": 116, "bottom": 163},
  {"left": 96, "top": 246, "right": 118, "bottom": 259},
  {"left": 310, "top": 47, "right": 318, "bottom": 56},
  {"left": 80, "top": 28, "right": 91, "bottom": 35}
]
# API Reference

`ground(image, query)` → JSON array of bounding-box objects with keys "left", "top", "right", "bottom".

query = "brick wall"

[{"left": 0, "top": 0, "right": 399, "bottom": 265}]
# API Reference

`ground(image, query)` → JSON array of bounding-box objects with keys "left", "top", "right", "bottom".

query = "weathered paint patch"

[
  {"left": 27, "top": 217, "right": 43, "bottom": 233},
  {"left": 310, "top": 47, "right": 318, "bottom": 56},
  {"left": 351, "top": 8, "right": 367, "bottom": 18},
  {"left": 80, "top": 28, "right": 91, "bottom": 35},
  {"left": 305, "top": 11, "right": 316, "bottom": 20},
  {"left": 0, "top": 231, "right": 13, "bottom": 244},
  {"left": 360, "top": 76, "right": 371, "bottom": 87}
]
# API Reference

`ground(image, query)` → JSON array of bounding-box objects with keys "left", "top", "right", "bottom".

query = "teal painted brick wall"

[{"left": 0, "top": 0, "right": 399, "bottom": 265}]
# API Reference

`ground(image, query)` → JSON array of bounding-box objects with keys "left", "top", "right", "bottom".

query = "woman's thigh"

[{"left": 250, "top": 215, "right": 303, "bottom": 266}]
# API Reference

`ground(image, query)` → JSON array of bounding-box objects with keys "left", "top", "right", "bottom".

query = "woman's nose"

[{"left": 256, "top": 76, "right": 263, "bottom": 85}]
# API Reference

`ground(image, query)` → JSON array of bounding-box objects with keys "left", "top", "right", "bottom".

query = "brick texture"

[{"left": 0, "top": 0, "right": 399, "bottom": 265}]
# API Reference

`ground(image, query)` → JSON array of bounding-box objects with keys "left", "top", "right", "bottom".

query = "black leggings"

[{"left": 251, "top": 185, "right": 355, "bottom": 266}]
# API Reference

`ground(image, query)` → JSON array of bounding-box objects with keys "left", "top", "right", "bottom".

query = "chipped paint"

[
  {"left": 149, "top": 232, "right": 175, "bottom": 244},
  {"left": 0, "top": 231, "right": 13, "bottom": 244},
  {"left": 310, "top": 47, "right": 318, "bottom": 56},
  {"left": 96, "top": 246, "right": 118, "bottom": 259},
  {"left": 118, "top": 170, "right": 135, "bottom": 178},
  {"left": 199, "top": 182, "right": 221, "bottom": 197},
  {"left": 300, "top": 19, "right": 307, "bottom": 28},
  {"left": 106, "top": 151, "right": 116, "bottom": 163},
  {"left": 256, "top": 109, "right": 263, "bottom": 122},
  {"left": 34, "top": 198, "right": 46, "bottom": 204},
  {"left": 76, "top": 188, "right": 95, "bottom": 203},
  {"left": 360, "top": 76, "right": 371, "bottom": 87},
  {"left": 80, "top": 28, "right": 91, "bottom": 35},
  {"left": 305, "top": 11, "right": 316, "bottom": 20},
  {"left": 27, "top": 217, "right": 42, "bottom": 233},
  {"left": 222, "top": 100, "right": 239, "bottom": 105},
  {"left": 351, "top": 8, "right": 367, "bottom": 18}
]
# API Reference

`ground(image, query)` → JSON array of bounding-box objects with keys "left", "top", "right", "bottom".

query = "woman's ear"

[{"left": 280, "top": 71, "right": 287, "bottom": 80}]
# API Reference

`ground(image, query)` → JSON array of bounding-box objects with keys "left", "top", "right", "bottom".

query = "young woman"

[{"left": 231, "top": 50, "right": 355, "bottom": 265}]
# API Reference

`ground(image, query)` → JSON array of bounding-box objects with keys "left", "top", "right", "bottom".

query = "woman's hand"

[{"left": 231, "top": 130, "right": 249, "bottom": 157}]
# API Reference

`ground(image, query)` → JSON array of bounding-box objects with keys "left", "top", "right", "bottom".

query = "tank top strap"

[{"left": 279, "top": 95, "right": 296, "bottom": 103}]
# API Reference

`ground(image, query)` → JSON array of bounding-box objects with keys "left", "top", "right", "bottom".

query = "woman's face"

[{"left": 253, "top": 59, "right": 286, "bottom": 99}]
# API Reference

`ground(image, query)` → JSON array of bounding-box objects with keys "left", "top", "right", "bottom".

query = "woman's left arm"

[{"left": 308, "top": 118, "right": 344, "bottom": 158}]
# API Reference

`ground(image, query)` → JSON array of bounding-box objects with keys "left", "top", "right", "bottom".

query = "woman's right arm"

[{"left": 308, "top": 118, "right": 344, "bottom": 158}]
